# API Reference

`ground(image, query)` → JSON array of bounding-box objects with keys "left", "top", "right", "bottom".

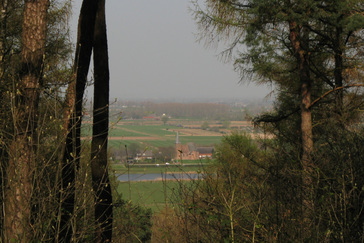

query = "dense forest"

[{"left": 0, "top": 0, "right": 363, "bottom": 242}]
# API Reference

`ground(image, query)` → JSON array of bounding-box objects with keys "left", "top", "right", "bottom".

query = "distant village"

[
  {"left": 123, "top": 132, "right": 214, "bottom": 164},
  {"left": 174, "top": 132, "right": 214, "bottom": 160}
]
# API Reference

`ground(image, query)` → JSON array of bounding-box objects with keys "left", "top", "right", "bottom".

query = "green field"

[
  {"left": 106, "top": 121, "right": 225, "bottom": 150},
  {"left": 178, "top": 136, "right": 221, "bottom": 145},
  {"left": 109, "top": 136, "right": 222, "bottom": 149},
  {"left": 109, "top": 139, "right": 175, "bottom": 149},
  {"left": 112, "top": 163, "right": 207, "bottom": 174},
  {"left": 114, "top": 124, "right": 176, "bottom": 136},
  {"left": 116, "top": 180, "right": 198, "bottom": 213},
  {"left": 114, "top": 162, "right": 209, "bottom": 212}
]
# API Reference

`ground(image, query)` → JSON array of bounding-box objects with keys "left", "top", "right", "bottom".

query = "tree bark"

[
  {"left": 289, "top": 20, "right": 314, "bottom": 238},
  {"left": 0, "top": 0, "right": 8, "bottom": 79},
  {"left": 4, "top": 0, "right": 49, "bottom": 241},
  {"left": 58, "top": 0, "right": 99, "bottom": 241},
  {"left": 334, "top": 22, "right": 344, "bottom": 114},
  {"left": 91, "top": 0, "right": 112, "bottom": 241}
]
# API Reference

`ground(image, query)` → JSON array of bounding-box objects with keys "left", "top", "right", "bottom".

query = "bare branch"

[{"left": 309, "top": 84, "right": 364, "bottom": 108}]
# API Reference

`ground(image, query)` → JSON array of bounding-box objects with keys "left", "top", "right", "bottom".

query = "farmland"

[
  {"left": 84, "top": 118, "right": 261, "bottom": 213},
  {"left": 83, "top": 119, "right": 259, "bottom": 153}
]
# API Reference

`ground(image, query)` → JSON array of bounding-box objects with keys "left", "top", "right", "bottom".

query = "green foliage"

[
  {"left": 174, "top": 132, "right": 271, "bottom": 242},
  {"left": 113, "top": 198, "right": 153, "bottom": 243},
  {"left": 153, "top": 146, "right": 175, "bottom": 162},
  {"left": 221, "top": 120, "right": 231, "bottom": 129},
  {"left": 161, "top": 114, "right": 169, "bottom": 125},
  {"left": 126, "top": 143, "right": 143, "bottom": 158},
  {"left": 312, "top": 124, "right": 364, "bottom": 241},
  {"left": 200, "top": 121, "right": 209, "bottom": 130}
]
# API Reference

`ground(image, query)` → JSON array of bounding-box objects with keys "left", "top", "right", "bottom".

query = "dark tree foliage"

[{"left": 113, "top": 197, "right": 153, "bottom": 243}]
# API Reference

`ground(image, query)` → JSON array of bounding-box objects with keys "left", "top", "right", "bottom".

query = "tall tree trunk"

[
  {"left": 289, "top": 20, "right": 314, "bottom": 238},
  {"left": 4, "top": 0, "right": 49, "bottom": 241},
  {"left": 58, "top": 0, "right": 99, "bottom": 241},
  {"left": 0, "top": 2, "right": 8, "bottom": 237},
  {"left": 334, "top": 22, "right": 344, "bottom": 114},
  {"left": 91, "top": 0, "right": 112, "bottom": 241},
  {"left": 0, "top": 0, "right": 8, "bottom": 80}
]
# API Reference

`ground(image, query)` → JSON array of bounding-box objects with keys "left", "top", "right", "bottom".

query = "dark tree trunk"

[
  {"left": 58, "top": 0, "right": 99, "bottom": 241},
  {"left": 289, "top": 21, "right": 314, "bottom": 168},
  {"left": 4, "top": 0, "right": 49, "bottom": 241},
  {"left": 334, "top": 23, "right": 344, "bottom": 114},
  {"left": 91, "top": 0, "right": 112, "bottom": 241},
  {"left": 0, "top": 0, "right": 7, "bottom": 79},
  {"left": 289, "top": 20, "right": 314, "bottom": 238}
]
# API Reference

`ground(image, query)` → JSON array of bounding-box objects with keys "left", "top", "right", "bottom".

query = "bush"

[{"left": 113, "top": 196, "right": 153, "bottom": 242}]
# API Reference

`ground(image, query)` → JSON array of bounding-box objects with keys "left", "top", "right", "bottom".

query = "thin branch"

[
  {"left": 309, "top": 84, "right": 364, "bottom": 109},
  {"left": 253, "top": 107, "right": 300, "bottom": 124}
]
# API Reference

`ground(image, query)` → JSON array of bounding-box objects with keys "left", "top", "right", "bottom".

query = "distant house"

[
  {"left": 135, "top": 150, "right": 153, "bottom": 161},
  {"left": 197, "top": 147, "right": 215, "bottom": 159},
  {"left": 175, "top": 132, "right": 214, "bottom": 160}
]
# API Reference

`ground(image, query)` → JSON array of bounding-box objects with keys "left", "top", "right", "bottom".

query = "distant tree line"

[{"left": 111, "top": 101, "right": 271, "bottom": 120}]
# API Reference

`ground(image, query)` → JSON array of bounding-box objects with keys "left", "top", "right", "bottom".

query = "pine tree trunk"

[
  {"left": 289, "top": 20, "right": 314, "bottom": 238},
  {"left": 4, "top": 0, "right": 49, "bottom": 241},
  {"left": 334, "top": 23, "right": 344, "bottom": 114},
  {"left": 91, "top": 0, "right": 112, "bottom": 241}
]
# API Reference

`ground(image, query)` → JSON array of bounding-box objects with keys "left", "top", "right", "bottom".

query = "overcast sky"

[{"left": 70, "top": 0, "right": 272, "bottom": 102}]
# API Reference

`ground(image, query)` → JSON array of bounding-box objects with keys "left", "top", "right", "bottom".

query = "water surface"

[{"left": 117, "top": 173, "right": 201, "bottom": 182}]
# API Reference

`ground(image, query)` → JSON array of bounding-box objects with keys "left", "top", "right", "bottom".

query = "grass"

[
  {"left": 178, "top": 136, "right": 221, "bottom": 146},
  {"left": 113, "top": 124, "right": 176, "bottom": 137},
  {"left": 112, "top": 163, "right": 207, "bottom": 175},
  {"left": 113, "top": 160, "right": 210, "bottom": 213},
  {"left": 116, "top": 180, "right": 198, "bottom": 213},
  {"left": 109, "top": 138, "right": 222, "bottom": 153},
  {"left": 108, "top": 140, "right": 135, "bottom": 149},
  {"left": 109, "top": 128, "right": 149, "bottom": 137}
]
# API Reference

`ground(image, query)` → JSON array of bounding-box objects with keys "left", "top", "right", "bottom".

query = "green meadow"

[{"left": 116, "top": 180, "right": 199, "bottom": 213}]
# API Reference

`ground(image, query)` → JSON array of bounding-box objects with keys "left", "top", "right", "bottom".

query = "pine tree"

[{"left": 4, "top": 0, "right": 50, "bottom": 241}]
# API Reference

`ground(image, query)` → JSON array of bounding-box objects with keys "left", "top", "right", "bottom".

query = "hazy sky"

[{"left": 71, "top": 0, "right": 272, "bottom": 101}]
